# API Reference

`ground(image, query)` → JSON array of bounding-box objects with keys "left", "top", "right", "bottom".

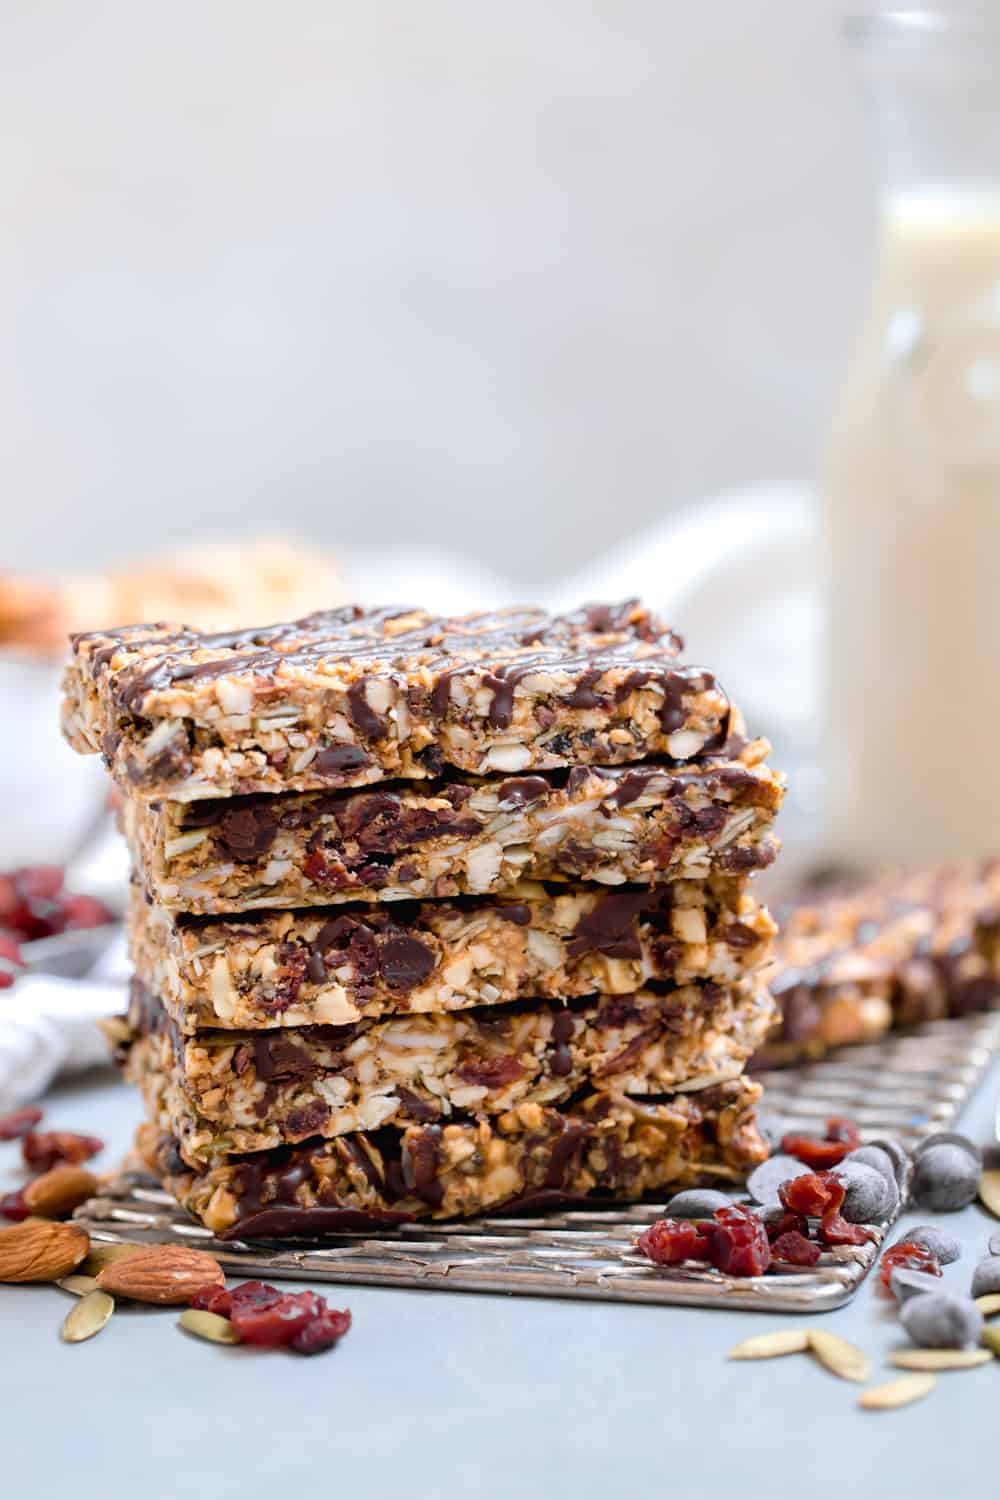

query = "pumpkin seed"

[
  {"left": 807, "top": 1329, "right": 871, "bottom": 1383},
  {"left": 178, "top": 1308, "right": 241, "bottom": 1345},
  {"left": 890, "top": 1348, "right": 991, "bottom": 1371},
  {"left": 56, "top": 1274, "right": 99, "bottom": 1297},
  {"left": 61, "top": 1289, "right": 114, "bottom": 1343},
  {"left": 858, "top": 1373, "right": 936, "bottom": 1410},
  {"left": 81, "top": 1241, "right": 145, "bottom": 1276},
  {"left": 975, "top": 1293, "right": 1000, "bottom": 1317},
  {"left": 981, "top": 1326, "right": 1000, "bottom": 1357},
  {"left": 728, "top": 1329, "right": 810, "bottom": 1360},
  {"left": 978, "top": 1170, "right": 1000, "bottom": 1219}
]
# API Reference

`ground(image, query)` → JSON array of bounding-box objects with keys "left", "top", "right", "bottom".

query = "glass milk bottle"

[{"left": 824, "top": 10, "right": 1000, "bottom": 868}]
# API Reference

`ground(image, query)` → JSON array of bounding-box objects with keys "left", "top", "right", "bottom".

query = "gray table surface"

[{"left": 3, "top": 1060, "right": 999, "bottom": 1500}]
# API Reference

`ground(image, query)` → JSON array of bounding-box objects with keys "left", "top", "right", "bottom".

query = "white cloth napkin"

[{"left": 2, "top": 479, "right": 818, "bottom": 1103}]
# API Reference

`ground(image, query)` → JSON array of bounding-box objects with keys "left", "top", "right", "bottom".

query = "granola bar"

[
  {"left": 121, "top": 749, "right": 783, "bottom": 916},
  {"left": 62, "top": 601, "right": 735, "bottom": 801},
  {"left": 116, "top": 976, "right": 776, "bottom": 1164},
  {"left": 128, "top": 876, "right": 777, "bottom": 1034},
  {"left": 137, "top": 1077, "right": 767, "bottom": 1235},
  {"left": 756, "top": 862, "right": 1000, "bottom": 1067}
]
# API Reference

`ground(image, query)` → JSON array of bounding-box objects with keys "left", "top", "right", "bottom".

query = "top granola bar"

[{"left": 61, "top": 600, "right": 733, "bottom": 801}]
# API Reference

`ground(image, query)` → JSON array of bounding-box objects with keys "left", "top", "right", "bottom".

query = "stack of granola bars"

[{"left": 62, "top": 602, "right": 783, "bottom": 1238}]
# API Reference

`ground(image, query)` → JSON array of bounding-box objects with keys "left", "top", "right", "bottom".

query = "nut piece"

[
  {"left": 179, "top": 1308, "right": 241, "bottom": 1345},
  {"left": 979, "top": 1170, "right": 1000, "bottom": 1219},
  {"left": 62, "top": 1289, "right": 115, "bottom": 1343},
  {"left": 728, "top": 1329, "right": 810, "bottom": 1360},
  {"left": 95, "top": 1244, "right": 226, "bottom": 1305},
  {"left": 890, "top": 1348, "right": 992, "bottom": 1371},
  {"left": 806, "top": 1329, "right": 872, "bottom": 1383},
  {"left": 0, "top": 1218, "right": 89, "bottom": 1282},
  {"left": 23, "top": 1166, "right": 99, "bottom": 1219},
  {"left": 858, "top": 1373, "right": 936, "bottom": 1410}
]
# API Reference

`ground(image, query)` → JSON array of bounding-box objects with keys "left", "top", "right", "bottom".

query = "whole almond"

[
  {"left": 0, "top": 1218, "right": 90, "bottom": 1282},
  {"left": 96, "top": 1244, "right": 225, "bottom": 1305},
  {"left": 23, "top": 1165, "right": 99, "bottom": 1219}
]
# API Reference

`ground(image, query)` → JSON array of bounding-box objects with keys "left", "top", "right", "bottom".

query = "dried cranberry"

[
  {"left": 189, "top": 1285, "right": 233, "bottom": 1317},
  {"left": 778, "top": 1171, "right": 846, "bottom": 1217},
  {"left": 704, "top": 1205, "right": 772, "bottom": 1277},
  {"left": 22, "top": 1131, "right": 103, "bottom": 1171},
  {"left": 0, "top": 934, "right": 24, "bottom": 988},
  {"left": 0, "top": 1189, "right": 29, "bottom": 1221},
  {"left": 781, "top": 1116, "right": 862, "bottom": 1169},
  {"left": 770, "top": 1231, "right": 822, "bottom": 1267},
  {"left": 15, "top": 866, "right": 65, "bottom": 903},
  {"left": 763, "top": 1211, "right": 810, "bottom": 1244},
  {"left": 0, "top": 1106, "right": 43, "bottom": 1140},
  {"left": 228, "top": 1280, "right": 284, "bottom": 1311},
  {"left": 818, "top": 1212, "right": 878, "bottom": 1248},
  {"left": 879, "top": 1240, "right": 942, "bottom": 1294},
  {"left": 62, "top": 894, "right": 113, "bottom": 930},
  {"left": 636, "top": 1218, "right": 713, "bottom": 1265},
  {"left": 231, "top": 1289, "right": 327, "bottom": 1347},
  {"left": 289, "top": 1308, "right": 352, "bottom": 1355},
  {"left": 825, "top": 1117, "right": 862, "bottom": 1148}
]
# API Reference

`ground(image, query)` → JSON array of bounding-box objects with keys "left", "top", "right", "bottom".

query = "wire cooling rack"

[{"left": 73, "top": 1011, "right": 1000, "bottom": 1312}]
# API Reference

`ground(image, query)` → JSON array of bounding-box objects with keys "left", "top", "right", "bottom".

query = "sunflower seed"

[
  {"left": 56, "top": 1274, "right": 99, "bottom": 1297},
  {"left": 178, "top": 1308, "right": 241, "bottom": 1345},
  {"left": 981, "top": 1325, "right": 1000, "bottom": 1357},
  {"left": 858, "top": 1374, "right": 936, "bottom": 1410},
  {"left": 889, "top": 1348, "right": 991, "bottom": 1371},
  {"left": 61, "top": 1289, "right": 114, "bottom": 1343},
  {"left": 807, "top": 1329, "right": 872, "bottom": 1382},
  {"left": 727, "top": 1329, "right": 810, "bottom": 1360},
  {"left": 979, "top": 1170, "right": 1000, "bottom": 1219},
  {"left": 975, "top": 1293, "right": 1000, "bottom": 1317},
  {"left": 82, "top": 1241, "right": 146, "bottom": 1276}
]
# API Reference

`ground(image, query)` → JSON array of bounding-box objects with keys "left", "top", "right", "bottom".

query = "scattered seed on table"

[
  {"left": 806, "top": 1329, "right": 871, "bottom": 1383},
  {"left": 727, "top": 1329, "right": 810, "bottom": 1360},
  {"left": 61, "top": 1290, "right": 114, "bottom": 1344},
  {"left": 890, "top": 1348, "right": 992, "bottom": 1371},
  {"left": 979, "top": 1171, "right": 1000, "bottom": 1220},
  {"left": 975, "top": 1293, "right": 1000, "bottom": 1317},
  {"left": 981, "top": 1326, "right": 1000, "bottom": 1358},
  {"left": 859, "top": 1374, "right": 936, "bottom": 1410},
  {"left": 900, "top": 1292, "right": 983, "bottom": 1350}
]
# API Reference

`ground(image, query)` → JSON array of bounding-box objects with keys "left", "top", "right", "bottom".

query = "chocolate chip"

[
  {"left": 315, "top": 744, "right": 372, "bottom": 775},
  {"left": 567, "top": 890, "right": 649, "bottom": 959},
  {"left": 378, "top": 936, "right": 436, "bottom": 992},
  {"left": 497, "top": 776, "right": 549, "bottom": 808},
  {"left": 214, "top": 804, "right": 278, "bottom": 863},
  {"left": 346, "top": 679, "right": 387, "bottom": 741}
]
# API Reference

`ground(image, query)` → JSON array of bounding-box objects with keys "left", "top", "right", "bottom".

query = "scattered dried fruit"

[
  {"left": 890, "top": 1348, "right": 991, "bottom": 1371},
  {"left": 0, "top": 1189, "right": 29, "bottom": 1222},
  {"left": 189, "top": 1284, "right": 234, "bottom": 1317},
  {"left": 781, "top": 1118, "right": 861, "bottom": 1170},
  {"left": 817, "top": 1211, "right": 878, "bottom": 1248},
  {"left": 96, "top": 1245, "right": 226, "bottom": 1305},
  {"left": 727, "top": 1329, "right": 810, "bottom": 1360},
  {"left": 290, "top": 1308, "right": 351, "bottom": 1354},
  {"left": 896, "top": 1225, "right": 962, "bottom": 1266},
  {"left": 179, "top": 1308, "right": 241, "bottom": 1345},
  {"left": 703, "top": 1205, "right": 771, "bottom": 1277},
  {"left": 807, "top": 1329, "right": 871, "bottom": 1382},
  {"left": 61, "top": 1289, "right": 114, "bottom": 1343},
  {"left": 880, "top": 1241, "right": 942, "bottom": 1295},
  {"left": 0, "top": 1218, "right": 89, "bottom": 1282},
  {"left": 23, "top": 1165, "right": 98, "bottom": 1219},
  {"left": 0, "top": 1107, "right": 43, "bottom": 1140},
  {"left": 635, "top": 1218, "right": 711, "bottom": 1266},
  {"left": 770, "top": 1231, "right": 821, "bottom": 1267},
  {"left": 858, "top": 1373, "right": 936, "bottom": 1410},
  {"left": 779, "top": 1171, "right": 845, "bottom": 1218},
  {"left": 22, "top": 1131, "right": 103, "bottom": 1172}
]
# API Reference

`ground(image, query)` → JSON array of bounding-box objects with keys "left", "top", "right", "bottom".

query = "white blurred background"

[{"left": 1, "top": 0, "right": 868, "bottom": 581}]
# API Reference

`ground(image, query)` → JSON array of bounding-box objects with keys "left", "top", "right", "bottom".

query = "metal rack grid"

[{"left": 74, "top": 1012, "right": 1000, "bottom": 1312}]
